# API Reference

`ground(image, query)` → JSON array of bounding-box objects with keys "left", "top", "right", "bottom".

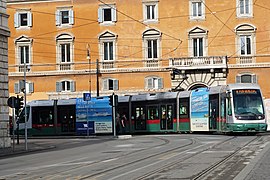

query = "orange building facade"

[{"left": 7, "top": 0, "right": 270, "bottom": 102}]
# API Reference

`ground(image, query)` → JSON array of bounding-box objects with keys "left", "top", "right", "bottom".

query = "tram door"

[
  {"left": 209, "top": 95, "right": 219, "bottom": 130},
  {"left": 160, "top": 105, "right": 173, "bottom": 130},
  {"left": 135, "top": 107, "right": 146, "bottom": 130},
  {"left": 58, "top": 106, "right": 76, "bottom": 133}
]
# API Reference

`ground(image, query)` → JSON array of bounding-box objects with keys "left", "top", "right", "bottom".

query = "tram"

[
  {"left": 118, "top": 83, "right": 267, "bottom": 134},
  {"left": 16, "top": 83, "right": 267, "bottom": 135},
  {"left": 16, "top": 97, "right": 112, "bottom": 136}
]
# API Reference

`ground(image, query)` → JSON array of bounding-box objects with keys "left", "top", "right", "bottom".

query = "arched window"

[
  {"left": 56, "top": 33, "right": 74, "bottom": 70},
  {"left": 235, "top": 24, "right": 256, "bottom": 63},
  {"left": 236, "top": 73, "right": 257, "bottom": 83}
]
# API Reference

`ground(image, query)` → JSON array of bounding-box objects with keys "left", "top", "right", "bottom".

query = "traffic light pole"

[
  {"left": 24, "top": 63, "right": 28, "bottom": 151},
  {"left": 112, "top": 94, "right": 116, "bottom": 137}
]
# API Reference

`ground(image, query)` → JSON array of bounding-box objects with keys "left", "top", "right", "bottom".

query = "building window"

[
  {"left": 188, "top": 27, "right": 208, "bottom": 57},
  {"left": 147, "top": 39, "right": 158, "bottom": 59},
  {"left": 55, "top": 8, "right": 74, "bottom": 26},
  {"left": 20, "top": 45, "right": 30, "bottom": 64},
  {"left": 15, "top": 36, "right": 32, "bottom": 72},
  {"left": 235, "top": 24, "right": 256, "bottom": 63},
  {"left": 193, "top": 38, "right": 203, "bottom": 57},
  {"left": 236, "top": 74, "right": 257, "bottom": 83},
  {"left": 98, "top": 4, "right": 117, "bottom": 24},
  {"left": 237, "top": 0, "right": 253, "bottom": 18},
  {"left": 14, "top": 11, "right": 32, "bottom": 28},
  {"left": 56, "top": 80, "right": 75, "bottom": 92},
  {"left": 56, "top": 34, "right": 74, "bottom": 70},
  {"left": 143, "top": 29, "right": 161, "bottom": 60},
  {"left": 14, "top": 81, "right": 34, "bottom": 94},
  {"left": 145, "top": 76, "right": 163, "bottom": 90},
  {"left": 99, "top": 31, "right": 117, "bottom": 67},
  {"left": 103, "top": 42, "right": 114, "bottom": 60},
  {"left": 103, "top": 78, "right": 119, "bottom": 91},
  {"left": 189, "top": 0, "right": 205, "bottom": 20},
  {"left": 143, "top": 2, "right": 158, "bottom": 23},
  {"left": 240, "top": 35, "right": 251, "bottom": 55},
  {"left": 61, "top": 43, "right": 71, "bottom": 62}
]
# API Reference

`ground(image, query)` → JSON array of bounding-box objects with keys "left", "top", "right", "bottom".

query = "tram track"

[
  {"left": 1, "top": 136, "right": 194, "bottom": 180},
  {"left": 134, "top": 136, "right": 261, "bottom": 180},
  {"left": 2, "top": 135, "right": 261, "bottom": 180}
]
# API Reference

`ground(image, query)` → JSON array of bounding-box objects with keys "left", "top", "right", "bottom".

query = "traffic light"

[
  {"left": 109, "top": 95, "right": 113, "bottom": 106},
  {"left": 114, "top": 95, "right": 118, "bottom": 107},
  {"left": 18, "top": 96, "right": 24, "bottom": 109}
]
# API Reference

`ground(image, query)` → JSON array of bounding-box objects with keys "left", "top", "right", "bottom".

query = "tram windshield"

[{"left": 232, "top": 89, "right": 264, "bottom": 119}]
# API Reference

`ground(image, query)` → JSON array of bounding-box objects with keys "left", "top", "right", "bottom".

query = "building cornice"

[
  {"left": 9, "top": 67, "right": 170, "bottom": 77},
  {"left": 7, "top": 0, "right": 70, "bottom": 5}
]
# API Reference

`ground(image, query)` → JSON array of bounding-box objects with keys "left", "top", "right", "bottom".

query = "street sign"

[
  {"left": 7, "top": 96, "right": 18, "bottom": 108},
  {"left": 83, "top": 93, "right": 91, "bottom": 101}
]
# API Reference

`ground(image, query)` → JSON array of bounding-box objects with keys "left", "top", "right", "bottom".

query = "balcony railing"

[
  {"left": 237, "top": 56, "right": 255, "bottom": 64},
  {"left": 59, "top": 63, "right": 72, "bottom": 71},
  {"left": 145, "top": 59, "right": 159, "bottom": 68},
  {"left": 101, "top": 61, "right": 115, "bottom": 69},
  {"left": 169, "top": 56, "right": 227, "bottom": 69}
]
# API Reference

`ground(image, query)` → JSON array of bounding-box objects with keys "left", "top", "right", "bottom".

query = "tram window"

[
  {"left": 180, "top": 99, "right": 189, "bottom": 118},
  {"left": 38, "top": 110, "right": 53, "bottom": 124},
  {"left": 148, "top": 106, "right": 158, "bottom": 119},
  {"left": 180, "top": 106, "right": 187, "bottom": 115}
]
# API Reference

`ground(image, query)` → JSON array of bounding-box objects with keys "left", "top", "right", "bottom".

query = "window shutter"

[
  {"left": 236, "top": 75, "right": 241, "bottom": 83},
  {"left": 55, "top": 10, "right": 60, "bottom": 25},
  {"left": 14, "top": 82, "right": 20, "bottom": 94},
  {"left": 29, "top": 82, "right": 34, "bottom": 93},
  {"left": 112, "top": 7, "right": 117, "bottom": 22},
  {"left": 147, "top": 78, "right": 153, "bottom": 89},
  {"left": 69, "top": 9, "right": 74, "bottom": 25},
  {"left": 56, "top": 82, "right": 61, "bottom": 92},
  {"left": 14, "top": 12, "right": 19, "bottom": 28},
  {"left": 158, "top": 78, "right": 163, "bottom": 89},
  {"left": 98, "top": 7, "right": 103, "bottom": 23},
  {"left": 27, "top": 12, "right": 32, "bottom": 27},
  {"left": 252, "top": 74, "right": 257, "bottom": 84},
  {"left": 70, "top": 81, "right": 76, "bottom": 92},
  {"left": 113, "top": 79, "right": 119, "bottom": 90},
  {"left": 103, "top": 79, "right": 108, "bottom": 91}
]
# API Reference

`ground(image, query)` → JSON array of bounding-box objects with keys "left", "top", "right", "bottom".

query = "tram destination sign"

[{"left": 235, "top": 89, "right": 258, "bottom": 94}]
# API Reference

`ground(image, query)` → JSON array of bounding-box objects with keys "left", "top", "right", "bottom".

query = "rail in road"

[{"left": 0, "top": 134, "right": 267, "bottom": 180}]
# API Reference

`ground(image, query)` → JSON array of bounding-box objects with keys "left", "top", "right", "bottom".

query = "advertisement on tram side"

[
  {"left": 190, "top": 88, "right": 209, "bottom": 131},
  {"left": 76, "top": 97, "right": 112, "bottom": 134}
]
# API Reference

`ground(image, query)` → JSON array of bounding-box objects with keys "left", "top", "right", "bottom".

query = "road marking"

[{"left": 102, "top": 158, "right": 118, "bottom": 163}]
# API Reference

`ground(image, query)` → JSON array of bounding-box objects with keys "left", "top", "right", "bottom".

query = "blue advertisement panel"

[
  {"left": 190, "top": 88, "right": 209, "bottom": 131},
  {"left": 76, "top": 97, "right": 112, "bottom": 135}
]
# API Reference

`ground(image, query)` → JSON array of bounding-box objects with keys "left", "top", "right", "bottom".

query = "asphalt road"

[{"left": 0, "top": 134, "right": 270, "bottom": 180}]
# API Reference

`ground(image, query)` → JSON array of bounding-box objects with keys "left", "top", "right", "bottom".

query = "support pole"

[
  {"left": 24, "top": 63, "right": 28, "bottom": 151},
  {"left": 96, "top": 59, "right": 99, "bottom": 97}
]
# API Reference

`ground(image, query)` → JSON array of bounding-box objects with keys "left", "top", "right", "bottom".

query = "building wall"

[
  {"left": 7, "top": 0, "right": 270, "bottom": 103},
  {"left": 0, "top": 0, "right": 10, "bottom": 148}
]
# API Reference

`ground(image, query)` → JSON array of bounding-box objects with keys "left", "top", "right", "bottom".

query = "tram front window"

[{"left": 232, "top": 89, "right": 264, "bottom": 120}]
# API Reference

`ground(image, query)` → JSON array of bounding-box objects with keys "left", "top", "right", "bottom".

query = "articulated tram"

[
  {"left": 16, "top": 83, "right": 267, "bottom": 135},
  {"left": 118, "top": 83, "right": 267, "bottom": 134}
]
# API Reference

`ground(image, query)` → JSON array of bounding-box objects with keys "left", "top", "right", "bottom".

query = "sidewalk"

[{"left": 0, "top": 138, "right": 56, "bottom": 158}]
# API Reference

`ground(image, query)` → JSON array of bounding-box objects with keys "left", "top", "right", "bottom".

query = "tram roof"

[
  {"left": 57, "top": 99, "right": 76, "bottom": 105},
  {"left": 227, "top": 83, "right": 261, "bottom": 90},
  {"left": 28, "top": 99, "right": 54, "bottom": 107}
]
